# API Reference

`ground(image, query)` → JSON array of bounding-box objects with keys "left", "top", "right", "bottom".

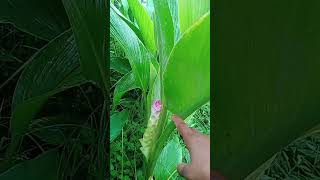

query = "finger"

[
  {"left": 190, "top": 128, "right": 199, "bottom": 134},
  {"left": 171, "top": 115, "right": 194, "bottom": 143},
  {"left": 177, "top": 163, "right": 193, "bottom": 179}
]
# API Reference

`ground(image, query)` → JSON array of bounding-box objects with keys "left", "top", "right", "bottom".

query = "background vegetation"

[
  {"left": 110, "top": 36, "right": 211, "bottom": 180},
  {"left": 110, "top": 21, "right": 320, "bottom": 180},
  {"left": 0, "top": 0, "right": 107, "bottom": 179},
  {"left": 1, "top": 0, "right": 320, "bottom": 179},
  {"left": 0, "top": 23, "right": 105, "bottom": 180}
]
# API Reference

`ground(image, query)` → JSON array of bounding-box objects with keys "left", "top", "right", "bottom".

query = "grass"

[{"left": 260, "top": 133, "right": 320, "bottom": 179}]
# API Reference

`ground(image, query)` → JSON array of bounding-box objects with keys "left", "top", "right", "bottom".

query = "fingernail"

[{"left": 171, "top": 114, "right": 177, "bottom": 121}]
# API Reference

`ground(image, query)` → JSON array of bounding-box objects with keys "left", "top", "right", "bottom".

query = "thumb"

[{"left": 177, "top": 163, "right": 193, "bottom": 179}]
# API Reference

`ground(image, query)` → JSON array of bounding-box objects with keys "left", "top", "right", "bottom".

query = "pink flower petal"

[{"left": 152, "top": 100, "right": 162, "bottom": 112}]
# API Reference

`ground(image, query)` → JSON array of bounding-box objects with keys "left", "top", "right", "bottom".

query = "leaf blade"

[
  {"left": 128, "top": 0, "right": 156, "bottom": 53},
  {"left": 0, "top": 0, "right": 69, "bottom": 40},
  {"left": 213, "top": 1, "right": 320, "bottom": 178},
  {"left": 110, "top": 7, "right": 150, "bottom": 92},
  {"left": 110, "top": 110, "right": 129, "bottom": 142},
  {"left": 164, "top": 13, "right": 210, "bottom": 118},
  {"left": 153, "top": 0, "right": 175, "bottom": 69},
  {"left": 113, "top": 71, "right": 139, "bottom": 107},
  {"left": 0, "top": 150, "right": 59, "bottom": 180},
  {"left": 178, "top": 0, "right": 210, "bottom": 33},
  {"left": 62, "top": 0, "right": 108, "bottom": 92},
  {"left": 154, "top": 137, "right": 182, "bottom": 180},
  {"left": 8, "top": 30, "right": 86, "bottom": 156}
]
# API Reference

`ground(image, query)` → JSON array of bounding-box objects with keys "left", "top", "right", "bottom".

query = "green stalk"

[
  {"left": 146, "top": 119, "right": 175, "bottom": 178},
  {"left": 145, "top": 54, "right": 170, "bottom": 178}
]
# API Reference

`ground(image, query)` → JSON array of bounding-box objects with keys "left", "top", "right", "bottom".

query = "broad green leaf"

[
  {"left": 113, "top": 72, "right": 138, "bottom": 107},
  {"left": 153, "top": 0, "right": 175, "bottom": 69},
  {"left": 9, "top": 30, "right": 85, "bottom": 154},
  {"left": 213, "top": 1, "right": 320, "bottom": 178},
  {"left": 178, "top": 0, "right": 210, "bottom": 33},
  {"left": 168, "top": 0, "right": 181, "bottom": 43},
  {"left": 111, "top": 7, "right": 150, "bottom": 92},
  {"left": 154, "top": 137, "right": 182, "bottom": 179},
  {"left": 110, "top": 57, "right": 131, "bottom": 74},
  {"left": 0, "top": 150, "right": 58, "bottom": 180},
  {"left": 0, "top": 0, "right": 69, "bottom": 41},
  {"left": 121, "top": 0, "right": 130, "bottom": 17},
  {"left": 110, "top": 110, "right": 129, "bottom": 142},
  {"left": 128, "top": 0, "right": 156, "bottom": 53},
  {"left": 145, "top": 0, "right": 155, "bottom": 18},
  {"left": 62, "top": 0, "right": 107, "bottom": 93},
  {"left": 31, "top": 117, "right": 66, "bottom": 145},
  {"left": 111, "top": 3, "right": 144, "bottom": 44},
  {"left": 31, "top": 116, "right": 95, "bottom": 145},
  {"left": 164, "top": 13, "right": 210, "bottom": 118}
]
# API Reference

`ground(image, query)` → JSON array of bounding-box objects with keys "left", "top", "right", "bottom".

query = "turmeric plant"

[{"left": 110, "top": 0, "right": 210, "bottom": 179}]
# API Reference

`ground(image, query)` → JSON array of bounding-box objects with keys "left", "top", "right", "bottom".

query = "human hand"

[
  {"left": 172, "top": 115, "right": 226, "bottom": 180},
  {"left": 171, "top": 115, "right": 211, "bottom": 180}
]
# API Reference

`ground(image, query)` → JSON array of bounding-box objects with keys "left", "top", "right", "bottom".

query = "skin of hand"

[
  {"left": 171, "top": 115, "right": 211, "bottom": 180},
  {"left": 172, "top": 115, "right": 226, "bottom": 180}
]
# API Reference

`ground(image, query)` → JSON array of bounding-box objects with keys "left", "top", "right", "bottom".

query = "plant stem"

[{"left": 146, "top": 121, "right": 175, "bottom": 178}]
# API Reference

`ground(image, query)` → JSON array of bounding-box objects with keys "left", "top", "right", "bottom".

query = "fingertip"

[
  {"left": 171, "top": 114, "right": 182, "bottom": 123},
  {"left": 171, "top": 114, "right": 178, "bottom": 121},
  {"left": 177, "top": 163, "right": 186, "bottom": 175},
  {"left": 177, "top": 163, "right": 191, "bottom": 178}
]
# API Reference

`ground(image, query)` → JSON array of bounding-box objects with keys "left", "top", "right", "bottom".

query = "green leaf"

[
  {"left": 213, "top": 1, "right": 320, "bottom": 178},
  {"left": 164, "top": 13, "right": 210, "bottom": 118},
  {"left": 113, "top": 72, "right": 139, "bottom": 107},
  {"left": 110, "top": 110, "right": 129, "bottom": 142},
  {"left": 178, "top": 0, "right": 210, "bottom": 33},
  {"left": 9, "top": 30, "right": 85, "bottom": 155},
  {"left": 111, "top": 7, "right": 151, "bottom": 92},
  {"left": 128, "top": 0, "right": 156, "bottom": 53},
  {"left": 145, "top": 0, "right": 155, "bottom": 18},
  {"left": 121, "top": 0, "right": 130, "bottom": 17},
  {"left": 153, "top": 0, "right": 175, "bottom": 68},
  {"left": 168, "top": 0, "right": 181, "bottom": 43},
  {"left": 110, "top": 57, "right": 131, "bottom": 74},
  {"left": 0, "top": 0, "right": 69, "bottom": 41},
  {"left": 154, "top": 137, "right": 182, "bottom": 180},
  {"left": 0, "top": 150, "right": 58, "bottom": 180},
  {"left": 62, "top": 0, "right": 107, "bottom": 93},
  {"left": 31, "top": 116, "right": 95, "bottom": 145},
  {"left": 31, "top": 117, "right": 66, "bottom": 145},
  {"left": 111, "top": 3, "right": 143, "bottom": 43}
]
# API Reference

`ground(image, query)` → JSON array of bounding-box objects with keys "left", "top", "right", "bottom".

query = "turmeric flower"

[
  {"left": 151, "top": 100, "right": 162, "bottom": 120},
  {"left": 140, "top": 99, "right": 162, "bottom": 160}
]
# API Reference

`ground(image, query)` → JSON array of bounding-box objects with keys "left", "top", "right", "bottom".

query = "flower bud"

[{"left": 151, "top": 100, "right": 162, "bottom": 120}]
